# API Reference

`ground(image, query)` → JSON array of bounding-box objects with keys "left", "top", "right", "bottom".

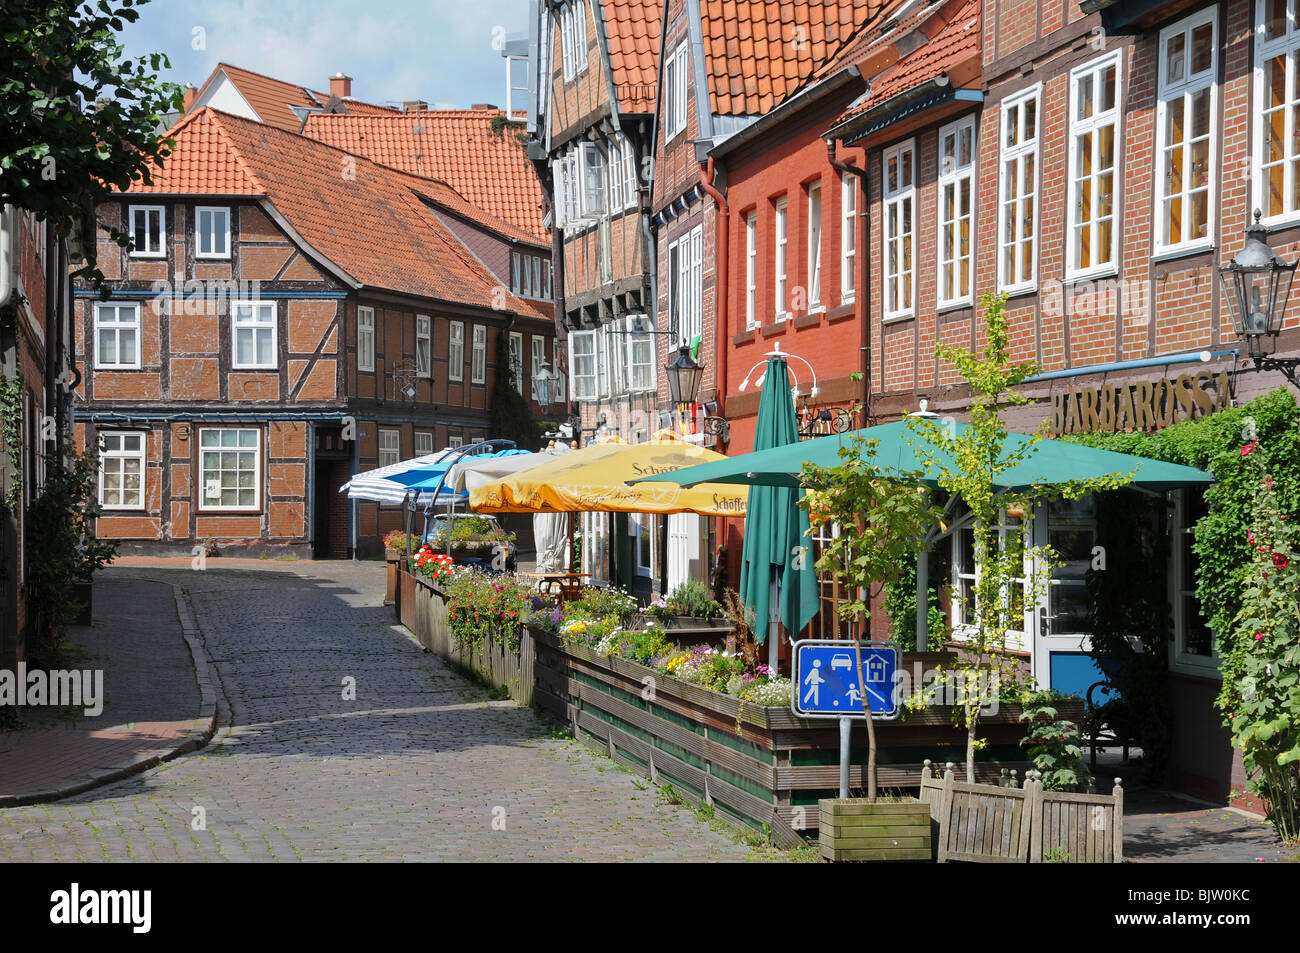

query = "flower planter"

[
  {"left": 641, "top": 615, "right": 733, "bottom": 648},
  {"left": 818, "top": 797, "right": 932, "bottom": 862},
  {"left": 530, "top": 627, "right": 1060, "bottom": 841}
]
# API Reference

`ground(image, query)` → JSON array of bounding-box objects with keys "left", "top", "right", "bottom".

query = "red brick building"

[
  {"left": 1, "top": 206, "right": 77, "bottom": 667},
  {"left": 819, "top": 0, "right": 1300, "bottom": 806},
  {"left": 73, "top": 108, "right": 553, "bottom": 559}
]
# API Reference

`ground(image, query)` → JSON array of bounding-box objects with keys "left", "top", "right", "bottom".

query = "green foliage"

[
  {"left": 0, "top": 368, "right": 23, "bottom": 516},
  {"left": 883, "top": 550, "right": 949, "bottom": 651},
  {"left": 568, "top": 585, "right": 637, "bottom": 622},
  {"left": 442, "top": 571, "right": 532, "bottom": 652},
  {"left": 1, "top": 0, "right": 184, "bottom": 293},
  {"left": 1084, "top": 490, "right": 1172, "bottom": 780},
  {"left": 1019, "top": 691, "right": 1091, "bottom": 791},
  {"left": 798, "top": 435, "right": 942, "bottom": 633},
  {"left": 1068, "top": 386, "right": 1300, "bottom": 836},
  {"left": 650, "top": 579, "right": 723, "bottom": 620},
  {"left": 24, "top": 446, "right": 117, "bottom": 645},
  {"left": 1229, "top": 449, "right": 1300, "bottom": 841},
  {"left": 907, "top": 292, "right": 1132, "bottom": 781},
  {"left": 382, "top": 530, "right": 420, "bottom": 553}
]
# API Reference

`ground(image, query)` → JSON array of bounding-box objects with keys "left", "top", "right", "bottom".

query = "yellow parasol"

[{"left": 469, "top": 430, "right": 747, "bottom": 516}]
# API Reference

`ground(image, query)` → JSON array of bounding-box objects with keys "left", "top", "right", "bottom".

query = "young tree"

[
  {"left": 908, "top": 292, "right": 1131, "bottom": 782},
  {"left": 800, "top": 440, "right": 941, "bottom": 800},
  {"left": 1, "top": 0, "right": 183, "bottom": 291}
]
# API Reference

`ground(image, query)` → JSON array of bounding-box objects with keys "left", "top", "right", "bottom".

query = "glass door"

[{"left": 1031, "top": 498, "right": 1104, "bottom": 695}]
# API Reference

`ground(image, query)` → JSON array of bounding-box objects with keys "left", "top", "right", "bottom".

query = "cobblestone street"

[{"left": 0, "top": 564, "right": 783, "bottom": 862}]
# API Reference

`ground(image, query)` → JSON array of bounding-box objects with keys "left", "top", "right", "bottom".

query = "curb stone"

[{"left": 0, "top": 584, "right": 221, "bottom": 807}]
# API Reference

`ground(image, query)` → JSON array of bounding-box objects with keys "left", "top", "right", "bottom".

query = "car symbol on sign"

[{"left": 831, "top": 654, "right": 852, "bottom": 671}]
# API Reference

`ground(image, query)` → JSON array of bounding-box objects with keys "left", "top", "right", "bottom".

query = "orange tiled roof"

[
  {"left": 699, "top": 1, "right": 889, "bottom": 116},
  {"left": 603, "top": 0, "right": 662, "bottom": 112},
  {"left": 300, "top": 110, "right": 546, "bottom": 239},
  {"left": 126, "top": 108, "right": 547, "bottom": 318},
  {"left": 833, "top": 0, "right": 980, "bottom": 127},
  {"left": 189, "top": 62, "right": 399, "bottom": 133},
  {"left": 386, "top": 168, "right": 549, "bottom": 249}
]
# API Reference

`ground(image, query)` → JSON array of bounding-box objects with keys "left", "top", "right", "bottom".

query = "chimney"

[
  {"left": 330, "top": 72, "right": 353, "bottom": 99},
  {"left": 183, "top": 83, "right": 198, "bottom": 112},
  {"left": 470, "top": 103, "right": 498, "bottom": 111},
  {"left": 402, "top": 100, "right": 428, "bottom": 113}
]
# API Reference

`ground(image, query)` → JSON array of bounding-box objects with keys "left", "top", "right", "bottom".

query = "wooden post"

[{"left": 1112, "top": 777, "right": 1124, "bottom": 863}]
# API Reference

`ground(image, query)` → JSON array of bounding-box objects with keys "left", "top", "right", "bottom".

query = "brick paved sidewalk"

[
  {"left": 0, "top": 574, "right": 216, "bottom": 805},
  {"left": 1124, "top": 788, "right": 1299, "bottom": 863}
]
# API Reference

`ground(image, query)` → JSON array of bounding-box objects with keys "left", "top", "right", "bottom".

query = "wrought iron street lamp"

[
  {"left": 531, "top": 358, "right": 556, "bottom": 407},
  {"left": 1219, "top": 210, "right": 1300, "bottom": 387},
  {"left": 665, "top": 345, "right": 702, "bottom": 408}
]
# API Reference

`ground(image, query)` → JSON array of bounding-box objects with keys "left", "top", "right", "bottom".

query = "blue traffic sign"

[{"left": 791, "top": 640, "right": 900, "bottom": 719}]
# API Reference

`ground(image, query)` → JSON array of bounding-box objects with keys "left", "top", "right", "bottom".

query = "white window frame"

[
  {"left": 448, "top": 320, "right": 465, "bottom": 382},
  {"left": 626, "top": 316, "right": 655, "bottom": 392},
  {"left": 552, "top": 338, "right": 566, "bottom": 402},
  {"left": 194, "top": 206, "right": 230, "bottom": 259},
  {"left": 746, "top": 211, "right": 758, "bottom": 329},
  {"left": 448, "top": 435, "right": 464, "bottom": 449},
  {"left": 841, "top": 172, "right": 856, "bottom": 304},
  {"left": 937, "top": 115, "right": 976, "bottom": 309},
  {"left": 511, "top": 252, "right": 522, "bottom": 294},
  {"left": 98, "top": 431, "right": 146, "bottom": 510},
  {"left": 632, "top": 513, "right": 654, "bottom": 577},
  {"left": 509, "top": 330, "right": 525, "bottom": 395},
  {"left": 1170, "top": 489, "right": 1220, "bottom": 678},
  {"left": 415, "top": 314, "right": 432, "bottom": 379},
  {"left": 1156, "top": 7, "right": 1218, "bottom": 254},
  {"left": 621, "top": 134, "right": 638, "bottom": 210},
  {"left": 197, "top": 427, "right": 261, "bottom": 512},
  {"left": 378, "top": 428, "right": 400, "bottom": 469},
  {"left": 471, "top": 324, "right": 487, "bottom": 384},
  {"left": 1066, "top": 52, "right": 1123, "bottom": 280},
  {"left": 94, "top": 302, "right": 142, "bottom": 370},
  {"left": 560, "top": 0, "right": 587, "bottom": 81},
  {"left": 775, "top": 198, "right": 789, "bottom": 320},
  {"left": 665, "top": 41, "right": 689, "bottom": 139},
  {"left": 807, "top": 180, "right": 823, "bottom": 311},
  {"left": 231, "top": 300, "right": 277, "bottom": 370},
  {"left": 997, "top": 84, "right": 1041, "bottom": 294},
  {"left": 608, "top": 137, "right": 625, "bottom": 211},
  {"left": 357, "top": 306, "right": 375, "bottom": 373},
  {"left": 531, "top": 334, "right": 546, "bottom": 400},
  {"left": 1254, "top": 0, "right": 1300, "bottom": 224},
  {"left": 882, "top": 139, "right": 917, "bottom": 322},
  {"left": 415, "top": 431, "right": 434, "bottom": 456},
  {"left": 128, "top": 204, "right": 165, "bottom": 257},
  {"left": 569, "top": 329, "right": 597, "bottom": 401},
  {"left": 668, "top": 226, "right": 702, "bottom": 348},
  {"left": 579, "top": 142, "right": 606, "bottom": 219}
]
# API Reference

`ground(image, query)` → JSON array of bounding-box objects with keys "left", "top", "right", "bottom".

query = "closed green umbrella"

[{"left": 736, "top": 356, "right": 819, "bottom": 668}]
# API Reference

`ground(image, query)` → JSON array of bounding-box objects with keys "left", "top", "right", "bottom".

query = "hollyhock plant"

[{"left": 1228, "top": 453, "right": 1300, "bottom": 843}]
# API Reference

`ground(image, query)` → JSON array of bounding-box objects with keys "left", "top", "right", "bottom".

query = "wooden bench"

[{"left": 921, "top": 760, "right": 1123, "bottom": 863}]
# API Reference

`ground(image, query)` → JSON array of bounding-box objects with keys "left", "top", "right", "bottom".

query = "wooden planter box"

[
  {"left": 384, "top": 550, "right": 402, "bottom": 605},
  {"left": 531, "top": 627, "right": 1061, "bottom": 839},
  {"left": 818, "top": 797, "right": 932, "bottom": 862},
  {"left": 639, "top": 615, "right": 733, "bottom": 648},
  {"left": 397, "top": 567, "right": 533, "bottom": 704}
]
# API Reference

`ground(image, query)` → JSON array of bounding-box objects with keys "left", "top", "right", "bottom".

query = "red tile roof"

[
  {"left": 831, "top": 0, "right": 980, "bottom": 128},
  {"left": 386, "top": 168, "right": 549, "bottom": 249},
  {"left": 699, "top": 1, "right": 890, "bottom": 116},
  {"left": 603, "top": 0, "right": 662, "bottom": 112},
  {"left": 300, "top": 110, "right": 546, "bottom": 239},
  {"left": 128, "top": 108, "right": 548, "bottom": 318},
  {"left": 189, "top": 63, "right": 400, "bottom": 133}
]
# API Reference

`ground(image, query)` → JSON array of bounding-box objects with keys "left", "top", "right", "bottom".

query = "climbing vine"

[{"left": 0, "top": 370, "right": 21, "bottom": 516}]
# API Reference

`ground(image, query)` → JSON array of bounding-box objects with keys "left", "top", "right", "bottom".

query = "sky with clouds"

[{"left": 119, "top": 0, "right": 532, "bottom": 109}]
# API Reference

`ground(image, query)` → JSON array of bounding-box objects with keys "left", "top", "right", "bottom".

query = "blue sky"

[{"left": 119, "top": 0, "right": 532, "bottom": 109}]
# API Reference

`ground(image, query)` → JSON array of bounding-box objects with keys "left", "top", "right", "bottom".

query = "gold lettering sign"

[{"left": 1051, "top": 371, "right": 1232, "bottom": 434}]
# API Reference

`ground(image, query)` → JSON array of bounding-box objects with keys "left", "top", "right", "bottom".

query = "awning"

[
  {"left": 345, "top": 447, "right": 528, "bottom": 505},
  {"left": 632, "top": 421, "right": 1215, "bottom": 493},
  {"left": 469, "top": 430, "right": 748, "bottom": 516}
]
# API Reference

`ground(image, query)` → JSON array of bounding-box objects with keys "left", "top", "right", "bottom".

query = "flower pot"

[{"left": 818, "top": 797, "right": 932, "bottom": 862}]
